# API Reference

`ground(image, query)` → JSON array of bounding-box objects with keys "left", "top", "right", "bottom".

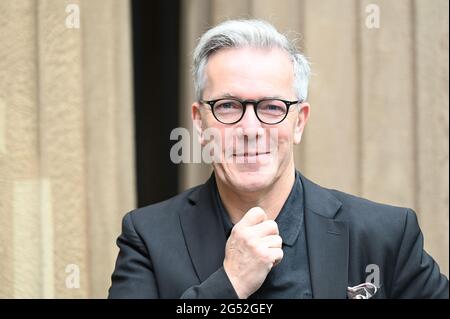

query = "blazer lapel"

[
  {"left": 300, "top": 174, "right": 349, "bottom": 299},
  {"left": 180, "top": 172, "right": 349, "bottom": 297},
  {"left": 179, "top": 176, "right": 227, "bottom": 283}
]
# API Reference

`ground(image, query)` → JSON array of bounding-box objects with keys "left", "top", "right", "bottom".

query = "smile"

[{"left": 233, "top": 151, "right": 271, "bottom": 157}]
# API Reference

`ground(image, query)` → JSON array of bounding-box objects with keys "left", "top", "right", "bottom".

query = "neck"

[{"left": 215, "top": 163, "right": 296, "bottom": 224}]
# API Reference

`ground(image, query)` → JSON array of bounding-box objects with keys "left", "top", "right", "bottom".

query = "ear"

[
  {"left": 294, "top": 102, "right": 310, "bottom": 144},
  {"left": 192, "top": 102, "right": 205, "bottom": 145}
]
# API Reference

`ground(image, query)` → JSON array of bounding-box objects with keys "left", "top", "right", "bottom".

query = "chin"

[{"left": 225, "top": 166, "right": 278, "bottom": 193}]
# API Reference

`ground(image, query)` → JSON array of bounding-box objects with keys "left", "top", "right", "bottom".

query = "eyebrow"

[{"left": 215, "top": 93, "right": 285, "bottom": 100}]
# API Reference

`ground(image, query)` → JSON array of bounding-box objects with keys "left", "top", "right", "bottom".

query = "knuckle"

[
  {"left": 249, "top": 208, "right": 264, "bottom": 220},
  {"left": 233, "top": 228, "right": 247, "bottom": 244},
  {"left": 255, "top": 245, "right": 267, "bottom": 258},
  {"left": 232, "top": 224, "right": 246, "bottom": 236},
  {"left": 234, "top": 222, "right": 245, "bottom": 232},
  {"left": 267, "top": 220, "right": 279, "bottom": 233},
  {"left": 262, "top": 253, "right": 272, "bottom": 264},
  {"left": 277, "top": 248, "right": 284, "bottom": 259},
  {"left": 246, "top": 236, "right": 257, "bottom": 248},
  {"left": 230, "top": 226, "right": 240, "bottom": 239},
  {"left": 275, "top": 235, "right": 283, "bottom": 246},
  {"left": 262, "top": 249, "right": 274, "bottom": 263},
  {"left": 254, "top": 209, "right": 264, "bottom": 218}
]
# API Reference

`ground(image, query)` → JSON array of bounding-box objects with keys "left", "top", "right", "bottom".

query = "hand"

[{"left": 223, "top": 206, "right": 283, "bottom": 299}]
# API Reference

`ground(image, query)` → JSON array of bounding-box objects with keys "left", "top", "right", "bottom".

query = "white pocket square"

[{"left": 347, "top": 282, "right": 378, "bottom": 299}]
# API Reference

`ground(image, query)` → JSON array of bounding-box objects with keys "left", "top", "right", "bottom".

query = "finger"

[
  {"left": 251, "top": 219, "right": 279, "bottom": 237},
  {"left": 268, "top": 248, "right": 284, "bottom": 266},
  {"left": 260, "top": 235, "right": 283, "bottom": 248},
  {"left": 239, "top": 206, "right": 267, "bottom": 227}
]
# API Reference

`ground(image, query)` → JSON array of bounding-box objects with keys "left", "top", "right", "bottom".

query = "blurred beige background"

[{"left": 0, "top": 0, "right": 448, "bottom": 298}]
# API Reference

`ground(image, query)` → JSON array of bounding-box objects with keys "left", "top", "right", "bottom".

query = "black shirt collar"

[{"left": 212, "top": 171, "right": 305, "bottom": 247}]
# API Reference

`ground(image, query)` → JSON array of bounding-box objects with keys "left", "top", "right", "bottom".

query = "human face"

[{"left": 192, "top": 47, "right": 310, "bottom": 193}]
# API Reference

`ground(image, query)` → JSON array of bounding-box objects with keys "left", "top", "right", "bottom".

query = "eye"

[
  {"left": 267, "top": 104, "right": 282, "bottom": 110},
  {"left": 258, "top": 101, "right": 287, "bottom": 114},
  {"left": 220, "top": 102, "right": 234, "bottom": 109},
  {"left": 214, "top": 100, "right": 242, "bottom": 113}
]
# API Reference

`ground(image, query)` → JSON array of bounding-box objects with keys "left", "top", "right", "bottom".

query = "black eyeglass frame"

[{"left": 199, "top": 97, "right": 303, "bottom": 125}]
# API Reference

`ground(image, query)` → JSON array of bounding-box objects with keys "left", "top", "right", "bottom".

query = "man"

[{"left": 108, "top": 19, "right": 448, "bottom": 299}]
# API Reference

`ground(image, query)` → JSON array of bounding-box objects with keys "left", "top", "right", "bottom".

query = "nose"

[
  {"left": 238, "top": 103, "right": 261, "bottom": 128},
  {"left": 236, "top": 103, "right": 264, "bottom": 139}
]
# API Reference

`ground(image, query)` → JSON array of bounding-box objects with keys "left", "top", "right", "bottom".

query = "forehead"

[{"left": 204, "top": 47, "right": 295, "bottom": 99}]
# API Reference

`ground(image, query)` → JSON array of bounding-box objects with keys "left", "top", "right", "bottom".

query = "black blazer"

[{"left": 108, "top": 173, "right": 449, "bottom": 299}]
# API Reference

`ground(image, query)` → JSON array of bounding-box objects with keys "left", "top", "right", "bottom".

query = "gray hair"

[{"left": 192, "top": 19, "right": 310, "bottom": 102}]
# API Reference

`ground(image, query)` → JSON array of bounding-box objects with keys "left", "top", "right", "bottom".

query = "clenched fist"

[{"left": 223, "top": 207, "right": 283, "bottom": 299}]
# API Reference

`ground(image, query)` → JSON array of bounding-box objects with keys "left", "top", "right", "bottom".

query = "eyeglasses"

[{"left": 199, "top": 97, "right": 302, "bottom": 125}]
